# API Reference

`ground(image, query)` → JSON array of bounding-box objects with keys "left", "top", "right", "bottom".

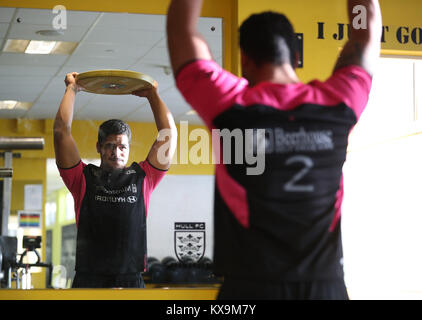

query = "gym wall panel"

[{"left": 147, "top": 174, "right": 214, "bottom": 260}]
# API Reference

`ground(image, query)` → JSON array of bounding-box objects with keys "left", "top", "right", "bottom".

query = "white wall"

[{"left": 147, "top": 174, "right": 215, "bottom": 261}]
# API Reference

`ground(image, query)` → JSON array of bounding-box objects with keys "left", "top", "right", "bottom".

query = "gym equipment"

[
  {"left": 147, "top": 256, "right": 158, "bottom": 265},
  {"left": 142, "top": 255, "right": 221, "bottom": 286},
  {"left": 0, "top": 168, "right": 12, "bottom": 178},
  {"left": 148, "top": 260, "right": 166, "bottom": 284},
  {"left": 180, "top": 255, "right": 195, "bottom": 265},
  {"left": 200, "top": 256, "right": 213, "bottom": 266},
  {"left": 0, "top": 137, "right": 44, "bottom": 150},
  {"left": 1, "top": 137, "right": 45, "bottom": 237},
  {"left": 0, "top": 236, "right": 17, "bottom": 288},
  {"left": 167, "top": 259, "right": 186, "bottom": 284},
  {"left": 161, "top": 256, "right": 177, "bottom": 267},
  {"left": 196, "top": 257, "right": 218, "bottom": 284},
  {"left": 76, "top": 69, "right": 155, "bottom": 95},
  {"left": 143, "top": 256, "right": 158, "bottom": 280},
  {"left": 0, "top": 235, "right": 52, "bottom": 289},
  {"left": 22, "top": 235, "right": 41, "bottom": 251}
]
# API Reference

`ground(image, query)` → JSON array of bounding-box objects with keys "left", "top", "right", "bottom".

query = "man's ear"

[{"left": 96, "top": 141, "right": 101, "bottom": 154}]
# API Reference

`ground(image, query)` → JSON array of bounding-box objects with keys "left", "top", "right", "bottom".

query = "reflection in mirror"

[{"left": 0, "top": 7, "right": 222, "bottom": 289}]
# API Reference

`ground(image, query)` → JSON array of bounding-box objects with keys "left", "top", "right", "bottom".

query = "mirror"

[
  {"left": 2, "top": 2, "right": 422, "bottom": 299},
  {"left": 0, "top": 7, "right": 223, "bottom": 289}
]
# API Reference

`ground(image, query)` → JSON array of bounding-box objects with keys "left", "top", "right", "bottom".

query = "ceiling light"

[
  {"left": 51, "top": 41, "right": 78, "bottom": 55},
  {"left": 0, "top": 100, "right": 17, "bottom": 109},
  {"left": 186, "top": 110, "right": 197, "bottom": 115},
  {"left": 25, "top": 40, "right": 57, "bottom": 54},
  {"left": 2, "top": 39, "right": 77, "bottom": 55},
  {"left": 0, "top": 101, "right": 32, "bottom": 110},
  {"left": 2, "top": 39, "right": 29, "bottom": 53}
]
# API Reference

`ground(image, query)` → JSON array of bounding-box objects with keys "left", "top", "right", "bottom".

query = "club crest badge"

[{"left": 174, "top": 222, "right": 205, "bottom": 263}]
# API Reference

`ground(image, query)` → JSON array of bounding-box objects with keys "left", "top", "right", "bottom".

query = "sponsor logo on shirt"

[
  {"left": 96, "top": 183, "right": 137, "bottom": 195},
  {"left": 264, "top": 127, "right": 334, "bottom": 154},
  {"left": 94, "top": 195, "right": 138, "bottom": 203},
  {"left": 126, "top": 196, "right": 137, "bottom": 203}
]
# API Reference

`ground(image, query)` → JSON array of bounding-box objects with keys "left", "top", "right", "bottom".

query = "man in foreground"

[{"left": 167, "top": 0, "right": 382, "bottom": 299}]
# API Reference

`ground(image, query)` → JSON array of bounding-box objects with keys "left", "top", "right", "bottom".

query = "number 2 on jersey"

[{"left": 283, "top": 155, "right": 314, "bottom": 192}]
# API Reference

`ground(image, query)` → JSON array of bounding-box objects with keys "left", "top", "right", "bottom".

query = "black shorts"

[
  {"left": 72, "top": 272, "right": 145, "bottom": 288},
  {"left": 217, "top": 277, "right": 349, "bottom": 300}
]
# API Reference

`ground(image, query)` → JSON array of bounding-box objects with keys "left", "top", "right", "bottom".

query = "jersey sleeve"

[
  {"left": 323, "top": 65, "right": 373, "bottom": 120},
  {"left": 138, "top": 160, "right": 167, "bottom": 217},
  {"left": 176, "top": 59, "right": 248, "bottom": 128},
  {"left": 57, "top": 160, "right": 87, "bottom": 226}
]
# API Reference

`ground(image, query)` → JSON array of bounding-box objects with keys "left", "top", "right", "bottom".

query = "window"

[
  {"left": 342, "top": 57, "right": 422, "bottom": 299},
  {"left": 348, "top": 57, "right": 422, "bottom": 150}
]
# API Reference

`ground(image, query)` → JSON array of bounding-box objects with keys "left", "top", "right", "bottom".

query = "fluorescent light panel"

[
  {"left": 2, "top": 39, "right": 29, "bottom": 53},
  {"left": 25, "top": 40, "right": 57, "bottom": 54},
  {"left": 0, "top": 100, "right": 32, "bottom": 110},
  {"left": 3, "top": 39, "right": 77, "bottom": 55}
]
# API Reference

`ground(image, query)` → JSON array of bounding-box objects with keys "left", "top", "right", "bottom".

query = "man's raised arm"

[
  {"left": 132, "top": 85, "right": 177, "bottom": 171},
  {"left": 54, "top": 72, "right": 81, "bottom": 169},
  {"left": 166, "top": 0, "right": 213, "bottom": 77},
  {"left": 334, "top": 0, "right": 382, "bottom": 76}
]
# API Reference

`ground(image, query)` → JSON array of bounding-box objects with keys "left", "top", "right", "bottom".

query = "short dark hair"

[
  {"left": 239, "top": 11, "right": 297, "bottom": 67},
  {"left": 98, "top": 119, "right": 132, "bottom": 145}
]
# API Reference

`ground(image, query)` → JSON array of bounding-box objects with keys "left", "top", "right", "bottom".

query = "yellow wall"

[{"left": 237, "top": 0, "right": 422, "bottom": 82}]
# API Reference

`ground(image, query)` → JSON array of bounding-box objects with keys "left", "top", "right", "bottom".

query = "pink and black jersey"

[
  {"left": 177, "top": 60, "right": 371, "bottom": 281},
  {"left": 59, "top": 160, "right": 166, "bottom": 275}
]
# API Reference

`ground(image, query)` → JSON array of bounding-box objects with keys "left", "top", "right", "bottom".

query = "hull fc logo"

[{"left": 174, "top": 222, "right": 205, "bottom": 263}]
